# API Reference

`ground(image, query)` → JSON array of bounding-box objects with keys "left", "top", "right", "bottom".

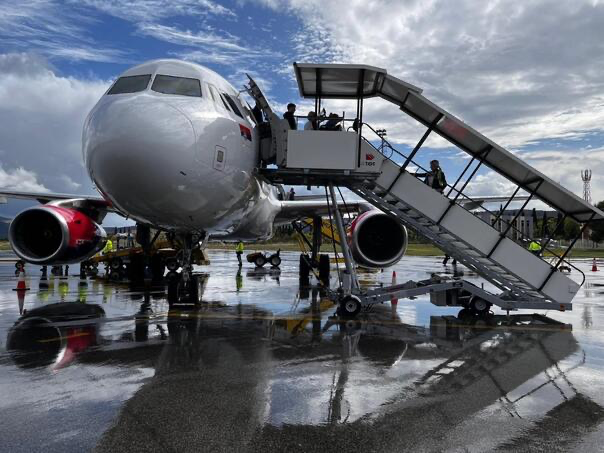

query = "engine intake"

[
  {"left": 349, "top": 211, "right": 407, "bottom": 268},
  {"left": 9, "top": 206, "right": 107, "bottom": 265}
]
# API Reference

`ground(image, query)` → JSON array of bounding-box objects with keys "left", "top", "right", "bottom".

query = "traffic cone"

[
  {"left": 13, "top": 271, "right": 30, "bottom": 291},
  {"left": 592, "top": 258, "right": 598, "bottom": 272},
  {"left": 390, "top": 271, "right": 398, "bottom": 307}
]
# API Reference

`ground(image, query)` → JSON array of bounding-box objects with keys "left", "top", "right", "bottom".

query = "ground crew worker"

[
  {"left": 415, "top": 160, "right": 447, "bottom": 193},
  {"left": 102, "top": 238, "right": 114, "bottom": 255},
  {"left": 528, "top": 240, "right": 542, "bottom": 256},
  {"left": 236, "top": 241, "right": 244, "bottom": 266}
]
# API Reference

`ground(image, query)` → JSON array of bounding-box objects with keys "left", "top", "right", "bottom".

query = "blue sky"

[{"left": 1, "top": 0, "right": 604, "bottom": 221}]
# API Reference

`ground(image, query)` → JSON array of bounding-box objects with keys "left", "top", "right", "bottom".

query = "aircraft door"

[{"left": 213, "top": 145, "right": 226, "bottom": 171}]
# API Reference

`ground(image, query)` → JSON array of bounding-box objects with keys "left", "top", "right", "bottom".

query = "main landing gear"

[{"left": 166, "top": 232, "right": 206, "bottom": 305}]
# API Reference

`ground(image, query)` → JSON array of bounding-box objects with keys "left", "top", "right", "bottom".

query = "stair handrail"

[{"left": 358, "top": 122, "right": 586, "bottom": 286}]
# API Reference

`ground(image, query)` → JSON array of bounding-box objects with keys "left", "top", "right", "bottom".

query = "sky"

[{"left": 1, "top": 0, "right": 604, "bottom": 223}]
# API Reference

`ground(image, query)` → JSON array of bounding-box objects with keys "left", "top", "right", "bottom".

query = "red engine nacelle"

[
  {"left": 8, "top": 205, "right": 107, "bottom": 265},
  {"left": 348, "top": 210, "right": 408, "bottom": 268}
]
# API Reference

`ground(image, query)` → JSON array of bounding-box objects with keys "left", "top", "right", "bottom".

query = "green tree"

[
  {"left": 563, "top": 218, "right": 580, "bottom": 240},
  {"left": 590, "top": 201, "right": 604, "bottom": 243}
]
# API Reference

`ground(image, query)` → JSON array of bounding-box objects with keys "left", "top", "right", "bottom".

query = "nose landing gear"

[{"left": 166, "top": 232, "right": 207, "bottom": 305}]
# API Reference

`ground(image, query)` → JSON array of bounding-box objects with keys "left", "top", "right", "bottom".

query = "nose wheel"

[{"left": 166, "top": 232, "right": 205, "bottom": 305}]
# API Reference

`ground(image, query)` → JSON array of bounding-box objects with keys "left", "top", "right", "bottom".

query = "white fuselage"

[{"left": 83, "top": 59, "right": 280, "bottom": 239}]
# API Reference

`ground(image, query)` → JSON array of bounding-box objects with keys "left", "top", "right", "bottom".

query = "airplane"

[{"left": 0, "top": 59, "right": 517, "bottom": 302}]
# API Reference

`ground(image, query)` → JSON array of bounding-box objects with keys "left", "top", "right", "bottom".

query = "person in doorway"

[
  {"left": 415, "top": 160, "right": 447, "bottom": 193},
  {"left": 283, "top": 103, "right": 297, "bottom": 130},
  {"left": 236, "top": 241, "right": 244, "bottom": 266},
  {"left": 528, "top": 240, "right": 542, "bottom": 256},
  {"left": 304, "top": 111, "right": 318, "bottom": 130},
  {"left": 288, "top": 188, "right": 296, "bottom": 200}
]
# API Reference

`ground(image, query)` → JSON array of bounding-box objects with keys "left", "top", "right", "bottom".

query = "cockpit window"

[
  {"left": 107, "top": 75, "right": 151, "bottom": 95},
  {"left": 151, "top": 74, "right": 202, "bottom": 97},
  {"left": 222, "top": 93, "right": 244, "bottom": 118}
]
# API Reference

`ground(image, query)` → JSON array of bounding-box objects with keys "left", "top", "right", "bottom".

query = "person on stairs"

[{"left": 415, "top": 160, "right": 447, "bottom": 193}]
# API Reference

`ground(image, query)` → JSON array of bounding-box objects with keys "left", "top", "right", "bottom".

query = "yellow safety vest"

[
  {"left": 236, "top": 242, "right": 244, "bottom": 253},
  {"left": 528, "top": 241, "right": 542, "bottom": 252},
  {"left": 103, "top": 240, "right": 113, "bottom": 253}
]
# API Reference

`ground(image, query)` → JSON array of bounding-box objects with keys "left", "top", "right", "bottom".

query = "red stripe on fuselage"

[{"left": 239, "top": 124, "right": 252, "bottom": 141}]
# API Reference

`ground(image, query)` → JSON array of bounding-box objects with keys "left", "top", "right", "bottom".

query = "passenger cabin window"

[
  {"left": 222, "top": 93, "right": 244, "bottom": 118},
  {"left": 151, "top": 74, "right": 202, "bottom": 97},
  {"left": 107, "top": 75, "right": 151, "bottom": 95}
]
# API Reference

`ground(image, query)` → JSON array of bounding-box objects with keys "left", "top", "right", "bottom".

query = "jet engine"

[
  {"left": 348, "top": 210, "right": 408, "bottom": 268},
  {"left": 9, "top": 206, "right": 107, "bottom": 265}
]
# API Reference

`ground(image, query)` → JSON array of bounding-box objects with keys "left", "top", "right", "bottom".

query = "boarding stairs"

[
  {"left": 353, "top": 158, "right": 576, "bottom": 307},
  {"left": 248, "top": 63, "right": 604, "bottom": 312}
]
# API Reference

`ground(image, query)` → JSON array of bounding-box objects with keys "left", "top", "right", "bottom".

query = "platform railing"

[{"left": 354, "top": 120, "right": 587, "bottom": 286}]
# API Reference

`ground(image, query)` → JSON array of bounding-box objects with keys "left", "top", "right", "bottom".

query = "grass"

[
  {"left": 544, "top": 248, "right": 604, "bottom": 259},
  {"left": 0, "top": 240, "right": 10, "bottom": 251},
  {"left": 208, "top": 241, "right": 446, "bottom": 256},
  {"left": 208, "top": 241, "right": 604, "bottom": 258}
]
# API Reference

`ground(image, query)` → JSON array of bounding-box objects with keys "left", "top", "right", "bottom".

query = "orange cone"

[
  {"left": 592, "top": 258, "right": 599, "bottom": 272},
  {"left": 13, "top": 271, "right": 30, "bottom": 291},
  {"left": 390, "top": 271, "right": 398, "bottom": 307}
]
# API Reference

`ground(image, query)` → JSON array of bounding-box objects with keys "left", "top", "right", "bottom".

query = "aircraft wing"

[
  {"left": 0, "top": 189, "right": 106, "bottom": 204},
  {"left": 0, "top": 189, "right": 116, "bottom": 220},
  {"left": 274, "top": 199, "right": 371, "bottom": 224}
]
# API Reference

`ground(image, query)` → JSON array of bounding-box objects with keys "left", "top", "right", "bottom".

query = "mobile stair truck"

[{"left": 247, "top": 63, "right": 604, "bottom": 317}]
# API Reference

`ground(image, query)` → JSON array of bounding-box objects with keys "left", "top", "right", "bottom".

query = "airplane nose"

[{"left": 84, "top": 97, "right": 197, "bottom": 219}]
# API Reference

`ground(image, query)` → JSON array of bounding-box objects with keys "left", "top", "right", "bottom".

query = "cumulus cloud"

[
  {"left": 0, "top": 52, "right": 108, "bottom": 194},
  {"left": 251, "top": 0, "right": 604, "bottom": 150},
  {"left": 0, "top": 165, "right": 48, "bottom": 192}
]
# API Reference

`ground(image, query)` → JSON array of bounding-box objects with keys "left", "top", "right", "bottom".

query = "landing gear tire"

[
  {"left": 299, "top": 254, "right": 310, "bottom": 281},
  {"left": 339, "top": 295, "right": 362, "bottom": 318},
  {"left": 186, "top": 275, "right": 203, "bottom": 303},
  {"left": 167, "top": 274, "right": 202, "bottom": 304},
  {"left": 110, "top": 258, "right": 123, "bottom": 271},
  {"left": 129, "top": 254, "right": 145, "bottom": 283},
  {"left": 469, "top": 297, "right": 491, "bottom": 315},
  {"left": 318, "top": 254, "right": 330, "bottom": 284},
  {"left": 150, "top": 254, "right": 165, "bottom": 281},
  {"left": 255, "top": 255, "right": 267, "bottom": 268},
  {"left": 167, "top": 275, "right": 179, "bottom": 303},
  {"left": 166, "top": 258, "right": 179, "bottom": 272}
]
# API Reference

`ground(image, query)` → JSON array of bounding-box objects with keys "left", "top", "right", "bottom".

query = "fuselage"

[{"left": 83, "top": 59, "right": 279, "bottom": 239}]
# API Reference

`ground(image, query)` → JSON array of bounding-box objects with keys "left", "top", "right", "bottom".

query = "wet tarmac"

[{"left": 1, "top": 251, "right": 604, "bottom": 452}]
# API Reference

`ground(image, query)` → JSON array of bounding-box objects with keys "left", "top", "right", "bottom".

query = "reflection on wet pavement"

[{"left": 1, "top": 251, "right": 604, "bottom": 452}]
